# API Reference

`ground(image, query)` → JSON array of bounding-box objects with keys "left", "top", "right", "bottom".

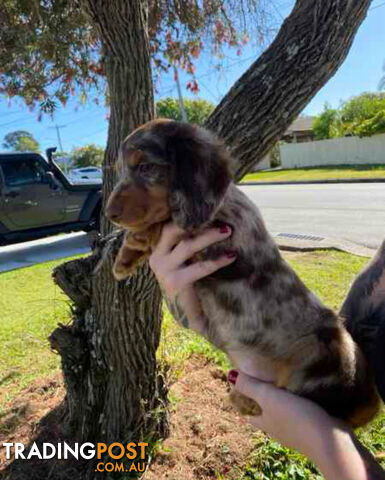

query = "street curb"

[
  {"left": 274, "top": 233, "right": 376, "bottom": 258},
  {"left": 241, "top": 178, "right": 385, "bottom": 186}
]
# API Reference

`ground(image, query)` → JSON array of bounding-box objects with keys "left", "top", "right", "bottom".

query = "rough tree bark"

[
  {"left": 48, "top": 0, "right": 371, "bottom": 476},
  {"left": 49, "top": 1, "right": 169, "bottom": 474}
]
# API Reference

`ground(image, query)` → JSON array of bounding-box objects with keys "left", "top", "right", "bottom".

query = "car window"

[{"left": 1, "top": 159, "right": 47, "bottom": 187}]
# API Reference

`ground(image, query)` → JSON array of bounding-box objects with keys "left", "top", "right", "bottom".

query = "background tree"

[
  {"left": 53, "top": 150, "right": 70, "bottom": 159},
  {"left": 156, "top": 97, "right": 215, "bottom": 125},
  {"left": 2, "top": 130, "right": 40, "bottom": 152},
  {"left": 71, "top": 143, "right": 104, "bottom": 168},
  {"left": 340, "top": 92, "right": 385, "bottom": 136},
  {"left": 1, "top": 1, "right": 372, "bottom": 478},
  {"left": 313, "top": 103, "right": 341, "bottom": 140},
  {"left": 313, "top": 92, "right": 385, "bottom": 139},
  {"left": 353, "top": 109, "right": 385, "bottom": 137}
]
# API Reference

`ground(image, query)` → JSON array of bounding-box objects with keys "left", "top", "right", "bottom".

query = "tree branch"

[{"left": 205, "top": 0, "right": 372, "bottom": 179}]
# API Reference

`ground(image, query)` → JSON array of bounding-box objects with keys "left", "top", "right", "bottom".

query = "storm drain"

[{"left": 277, "top": 233, "right": 325, "bottom": 242}]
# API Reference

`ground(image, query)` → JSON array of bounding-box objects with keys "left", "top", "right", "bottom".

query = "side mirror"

[{"left": 45, "top": 171, "right": 60, "bottom": 190}]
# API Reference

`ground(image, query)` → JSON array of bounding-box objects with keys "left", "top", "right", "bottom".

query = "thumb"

[{"left": 231, "top": 370, "right": 273, "bottom": 407}]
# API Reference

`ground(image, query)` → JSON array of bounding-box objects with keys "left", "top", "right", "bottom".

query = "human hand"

[
  {"left": 149, "top": 221, "right": 236, "bottom": 332},
  {"left": 229, "top": 370, "right": 370, "bottom": 480}
]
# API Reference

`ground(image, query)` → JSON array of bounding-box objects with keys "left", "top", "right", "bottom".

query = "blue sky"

[{"left": 0, "top": 0, "right": 384, "bottom": 154}]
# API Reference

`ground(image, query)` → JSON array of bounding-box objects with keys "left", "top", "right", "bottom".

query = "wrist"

[{"left": 310, "top": 423, "right": 366, "bottom": 479}]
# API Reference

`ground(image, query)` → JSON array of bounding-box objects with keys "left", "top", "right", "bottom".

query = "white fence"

[{"left": 280, "top": 133, "right": 385, "bottom": 169}]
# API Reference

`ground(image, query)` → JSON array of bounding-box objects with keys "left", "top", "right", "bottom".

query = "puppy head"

[{"left": 105, "top": 119, "right": 232, "bottom": 231}]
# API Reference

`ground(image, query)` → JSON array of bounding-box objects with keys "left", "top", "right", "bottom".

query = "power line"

[
  {"left": 0, "top": 103, "right": 108, "bottom": 130},
  {"left": 198, "top": 79, "right": 221, "bottom": 103},
  {"left": 0, "top": 116, "right": 36, "bottom": 129},
  {"left": 157, "top": 54, "right": 257, "bottom": 99},
  {"left": 70, "top": 126, "right": 107, "bottom": 144},
  {"left": 0, "top": 109, "right": 29, "bottom": 120}
]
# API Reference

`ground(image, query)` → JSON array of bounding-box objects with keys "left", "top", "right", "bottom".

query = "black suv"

[{"left": 0, "top": 148, "right": 102, "bottom": 244}]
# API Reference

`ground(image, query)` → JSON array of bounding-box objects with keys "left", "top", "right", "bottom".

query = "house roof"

[{"left": 285, "top": 116, "right": 316, "bottom": 135}]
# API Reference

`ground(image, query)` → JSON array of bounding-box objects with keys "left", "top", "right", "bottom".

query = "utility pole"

[
  {"left": 173, "top": 65, "right": 188, "bottom": 123},
  {"left": 49, "top": 124, "right": 66, "bottom": 151}
]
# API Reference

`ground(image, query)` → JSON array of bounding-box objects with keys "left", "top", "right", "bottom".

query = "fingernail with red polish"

[
  {"left": 220, "top": 225, "right": 230, "bottom": 234},
  {"left": 225, "top": 250, "right": 237, "bottom": 258},
  {"left": 228, "top": 370, "right": 239, "bottom": 385}
]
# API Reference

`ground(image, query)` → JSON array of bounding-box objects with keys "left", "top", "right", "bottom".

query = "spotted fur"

[{"left": 106, "top": 119, "right": 380, "bottom": 427}]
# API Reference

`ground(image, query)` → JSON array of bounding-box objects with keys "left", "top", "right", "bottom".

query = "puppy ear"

[{"left": 168, "top": 124, "right": 232, "bottom": 230}]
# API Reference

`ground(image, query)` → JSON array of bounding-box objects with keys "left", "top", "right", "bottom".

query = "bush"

[{"left": 156, "top": 97, "right": 215, "bottom": 125}]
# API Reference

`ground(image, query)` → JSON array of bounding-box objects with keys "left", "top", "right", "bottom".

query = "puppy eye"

[{"left": 137, "top": 163, "right": 159, "bottom": 175}]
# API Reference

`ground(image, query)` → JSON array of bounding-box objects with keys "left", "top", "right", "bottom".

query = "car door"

[{"left": 0, "top": 155, "right": 66, "bottom": 230}]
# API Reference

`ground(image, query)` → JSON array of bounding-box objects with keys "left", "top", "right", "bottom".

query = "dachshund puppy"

[{"left": 106, "top": 119, "right": 380, "bottom": 427}]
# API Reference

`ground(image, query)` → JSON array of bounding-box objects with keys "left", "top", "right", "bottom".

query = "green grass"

[
  {"left": 0, "top": 256, "right": 81, "bottom": 404},
  {"left": 244, "top": 438, "right": 323, "bottom": 480},
  {"left": 241, "top": 165, "right": 385, "bottom": 183},
  {"left": 1, "top": 250, "right": 384, "bottom": 479}
]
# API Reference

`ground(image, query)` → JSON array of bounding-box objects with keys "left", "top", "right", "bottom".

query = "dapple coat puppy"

[{"left": 106, "top": 119, "right": 380, "bottom": 427}]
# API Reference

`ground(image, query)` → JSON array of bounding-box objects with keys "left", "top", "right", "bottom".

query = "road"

[
  {"left": 242, "top": 183, "right": 385, "bottom": 250},
  {"left": 0, "top": 183, "right": 384, "bottom": 272}
]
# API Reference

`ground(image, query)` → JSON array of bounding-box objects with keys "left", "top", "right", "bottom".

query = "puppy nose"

[{"left": 105, "top": 202, "right": 123, "bottom": 221}]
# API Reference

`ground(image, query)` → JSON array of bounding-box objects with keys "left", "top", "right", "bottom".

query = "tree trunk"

[
  {"left": 49, "top": 0, "right": 371, "bottom": 476},
  {"left": 205, "top": 0, "right": 372, "bottom": 180},
  {"left": 49, "top": 1, "right": 169, "bottom": 476}
]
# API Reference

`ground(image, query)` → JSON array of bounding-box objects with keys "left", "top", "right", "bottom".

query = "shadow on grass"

[
  {"left": 1, "top": 402, "right": 87, "bottom": 480},
  {"left": 0, "top": 371, "right": 20, "bottom": 388},
  {"left": 0, "top": 403, "right": 29, "bottom": 437}
]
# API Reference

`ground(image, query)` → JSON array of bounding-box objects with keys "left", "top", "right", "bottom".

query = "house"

[
  {"left": 282, "top": 116, "right": 316, "bottom": 143},
  {"left": 252, "top": 116, "right": 316, "bottom": 171}
]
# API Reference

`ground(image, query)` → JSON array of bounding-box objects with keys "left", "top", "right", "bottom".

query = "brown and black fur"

[{"left": 105, "top": 119, "right": 380, "bottom": 427}]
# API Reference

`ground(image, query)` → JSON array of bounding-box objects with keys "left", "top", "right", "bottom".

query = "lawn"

[
  {"left": 1, "top": 250, "right": 384, "bottom": 479},
  {"left": 0, "top": 256, "right": 81, "bottom": 406},
  {"left": 241, "top": 165, "right": 385, "bottom": 183}
]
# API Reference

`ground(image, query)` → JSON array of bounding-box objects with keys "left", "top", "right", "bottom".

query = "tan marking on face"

[
  {"left": 127, "top": 149, "right": 144, "bottom": 167},
  {"left": 107, "top": 182, "right": 170, "bottom": 230}
]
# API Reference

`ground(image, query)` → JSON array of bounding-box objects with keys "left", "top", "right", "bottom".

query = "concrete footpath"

[
  {"left": 0, "top": 232, "right": 91, "bottom": 273},
  {"left": 0, "top": 231, "right": 376, "bottom": 275}
]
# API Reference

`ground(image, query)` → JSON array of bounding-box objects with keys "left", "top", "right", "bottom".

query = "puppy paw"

[
  {"left": 112, "top": 259, "right": 135, "bottom": 281},
  {"left": 229, "top": 389, "right": 262, "bottom": 416}
]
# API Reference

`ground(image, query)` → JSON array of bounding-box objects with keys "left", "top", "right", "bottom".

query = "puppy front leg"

[{"left": 113, "top": 235, "right": 148, "bottom": 281}]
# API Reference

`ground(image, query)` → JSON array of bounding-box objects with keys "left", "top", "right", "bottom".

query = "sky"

[{"left": 0, "top": 0, "right": 384, "bottom": 155}]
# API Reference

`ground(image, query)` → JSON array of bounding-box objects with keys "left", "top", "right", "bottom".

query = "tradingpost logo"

[{"left": 2, "top": 442, "right": 149, "bottom": 473}]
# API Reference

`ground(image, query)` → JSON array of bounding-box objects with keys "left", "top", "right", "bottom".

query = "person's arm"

[
  {"left": 149, "top": 221, "right": 236, "bottom": 334},
  {"left": 230, "top": 370, "right": 385, "bottom": 480}
]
